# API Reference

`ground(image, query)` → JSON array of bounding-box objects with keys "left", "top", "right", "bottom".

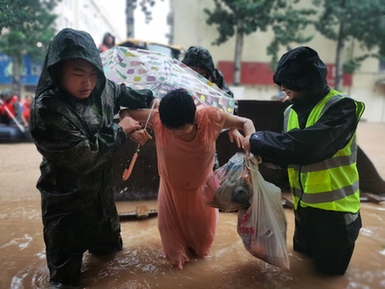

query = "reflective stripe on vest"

[{"left": 284, "top": 90, "right": 365, "bottom": 212}]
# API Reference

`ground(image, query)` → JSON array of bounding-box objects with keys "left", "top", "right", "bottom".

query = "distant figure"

[
  {"left": 182, "top": 46, "right": 234, "bottom": 98},
  {"left": 21, "top": 94, "right": 33, "bottom": 125},
  {"left": 0, "top": 89, "right": 24, "bottom": 125},
  {"left": 99, "top": 32, "right": 115, "bottom": 52}
]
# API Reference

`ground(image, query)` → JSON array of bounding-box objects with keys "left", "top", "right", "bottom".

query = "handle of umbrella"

[{"left": 122, "top": 152, "right": 138, "bottom": 181}]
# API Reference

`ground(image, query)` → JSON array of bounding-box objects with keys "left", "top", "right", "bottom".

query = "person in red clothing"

[
  {"left": 99, "top": 32, "right": 115, "bottom": 52},
  {"left": 20, "top": 94, "right": 33, "bottom": 125},
  {"left": 122, "top": 88, "right": 255, "bottom": 270},
  {"left": 0, "top": 89, "right": 24, "bottom": 125}
]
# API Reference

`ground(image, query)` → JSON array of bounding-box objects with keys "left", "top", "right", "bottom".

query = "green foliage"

[
  {"left": 267, "top": 2, "right": 315, "bottom": 67},
  {"left": 0, "top": 0, "right": 28, "bottom": 28},
  {"left": 204, "top": 0, "right": 316, "bottom": 68},
  {"left": 343, "top": 57, "right": 362, "bottom": 73},
  {"left": 127, "top": 0, "right": 164, "bottom": 23},
  {"left": 312, "top": 0, "right": 385, "bottom": 73},
  {"left": 0, "top": 0, "right": 59, "bottom": 63},
  {"left": 204, "top": 0, "right": 275, "bottom": 45}
]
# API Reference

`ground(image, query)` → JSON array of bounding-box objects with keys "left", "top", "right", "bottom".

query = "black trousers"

[
  {"left": 293, "top": 205, "right": 362, "bottom": 275},
  {"left": 44, "top": 208, "right": 123, "bottom": 287}
]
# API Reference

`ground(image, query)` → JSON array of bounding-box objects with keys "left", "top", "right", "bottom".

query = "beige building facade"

[
  {"left": 54, "top": 0, "right": 126, "bottom": 46},
  {"left": 170, "top": 0, "right": 385, "bottom": 122}
]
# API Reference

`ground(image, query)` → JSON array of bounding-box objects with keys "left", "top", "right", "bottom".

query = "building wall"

[
  {"left": 171, "top": 0, "right": 385, "bottom": 122},
  {"left": 54, "top": 0, "right": 127, "bottom": 47}
]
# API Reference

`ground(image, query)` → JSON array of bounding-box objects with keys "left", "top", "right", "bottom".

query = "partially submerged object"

[{"left": 119, "top": 205, "right": 158, "bottom": 221}]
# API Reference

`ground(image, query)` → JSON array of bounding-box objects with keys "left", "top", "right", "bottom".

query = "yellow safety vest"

[{"left": 284, "top": 90, "right": 365, "bottom": 213}]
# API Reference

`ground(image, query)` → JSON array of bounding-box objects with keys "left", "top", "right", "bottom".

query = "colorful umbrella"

[{"left": 101, "top": 46, "right": 236, "bottom": 114}]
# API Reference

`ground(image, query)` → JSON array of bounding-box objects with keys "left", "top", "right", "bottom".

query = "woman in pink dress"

[{"left": 124, "top": 88, "right": 255, "bottom": 270}]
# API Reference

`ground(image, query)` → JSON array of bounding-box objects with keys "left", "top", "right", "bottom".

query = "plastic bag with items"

[
  {"left": 203, "top": 152, "right": 252, "bottom": 212},
  {"left": 237, "top": 155, "right": 290, "bottom": 269}
]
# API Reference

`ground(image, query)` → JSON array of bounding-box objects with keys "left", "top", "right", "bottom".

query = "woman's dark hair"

[
  {"left": 102, "top": 32, "right": 115, "bottom": 46},
  {"left": 159, "top": 88, "right": 196, "bottom": 129}
]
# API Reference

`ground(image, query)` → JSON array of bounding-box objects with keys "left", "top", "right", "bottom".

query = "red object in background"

[
  {"left": 0, "top": 95, "right": 18, "bottom": 119},
  {"left": 324, "top": 64, "right": 352, "bottom": 87},
  {"left": 218, "top": 61, "right": 352, "bottom": 87}
]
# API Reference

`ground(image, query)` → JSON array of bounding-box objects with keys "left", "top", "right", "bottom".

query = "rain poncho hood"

[
  {"left": 250, "top": 46, "right": 362, "bottom": 167},
  {"left": 36, "top": 28, "right": 106, "bottom": 97},
  {"left": 273, "top": 46, "right": 329, "bottom": 106},
  {"left": 182, "top": 46, "right": 216, "bottom": 78},
  {"left": 29, "top": 28, "right": 153, "bottom": 286},
  {"left": 182, "top": 46, "right": 234, "bottom": 98}
]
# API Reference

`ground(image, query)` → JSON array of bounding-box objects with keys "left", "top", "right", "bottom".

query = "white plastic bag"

[
  {"left": 237, "top": 155, "right": 290, "bottom": 269},
  {"left": 203, "top": 152, "right": 252, "bottom": 211}
]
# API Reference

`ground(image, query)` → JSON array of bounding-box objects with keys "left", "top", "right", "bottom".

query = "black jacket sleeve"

[
  {"left": 113, "top": 81, "right": 155, "bottom": 114},
  {"left": 249, "top": 98, "right": 359, "bottom": 166}
]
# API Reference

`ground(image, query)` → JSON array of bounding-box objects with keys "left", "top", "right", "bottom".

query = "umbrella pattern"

[{"left": 101, "top": 46, "right": 236, "bottom": 114}]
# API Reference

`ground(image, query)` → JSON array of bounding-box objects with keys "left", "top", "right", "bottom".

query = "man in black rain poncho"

[
  {"left": 182, "top": 46, "right": 234, "bottom": 98},
  {"left": 242, "top": 46, "right": 364, "bottom": 276},
  {"left": 29, "top": 28, "right": 156, "bottom": 287}
]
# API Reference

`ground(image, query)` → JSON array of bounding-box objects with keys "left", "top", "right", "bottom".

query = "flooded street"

[{"left": 1, "top": 122, "right": 385, "bottom": 289}]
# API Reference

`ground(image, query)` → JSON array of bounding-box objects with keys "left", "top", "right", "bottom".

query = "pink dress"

[{"left": 150, "top": 107, "right": 225, "bottom": 269}]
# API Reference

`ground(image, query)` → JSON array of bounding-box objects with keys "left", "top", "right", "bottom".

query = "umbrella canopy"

[{"left": 101, "top": 46, "right": 236, "bottom": 114}]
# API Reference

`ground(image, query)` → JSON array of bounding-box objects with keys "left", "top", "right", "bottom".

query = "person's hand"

[
  {"left": 118, "top": 116, "right": 141, "bottom": 134},
  {"left": 241, "top": 135, "right": 251, "bottom": 157},
  {"left": 128, "top": 129, "right": 153, "bottom": 146},
  {"left": 228, "top": 129, "right": 244, "bottom": 148}
]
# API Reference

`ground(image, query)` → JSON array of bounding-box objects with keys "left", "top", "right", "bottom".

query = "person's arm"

[
  {"left": 30, "top": 108, "right": 123, "bottom": 175},
  {"left": 228, "top": 129, "right": 244, "bottom": 148},
  {"left": 220, "top": 111, "right": 255, "bottom": 148},
  {"left": 243, "top": 98, "right": 358, "bottom": 166},
  {"left": 112, "top": 81, "right": 155, "bottom": 113},
  {"left": 118, "top": 116, "right": 142, "bottom": 135},
  {"left": 119, "top": 108, "right": 151, "bottom": 124}
]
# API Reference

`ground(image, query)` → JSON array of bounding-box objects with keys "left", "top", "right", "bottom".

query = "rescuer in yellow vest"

[{"left": 242, "top": 46, "right": 365, "bottom": 275}]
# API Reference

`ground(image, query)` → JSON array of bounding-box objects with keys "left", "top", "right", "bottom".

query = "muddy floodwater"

[{"left": 1, "top": 122, "right": 385, "bottom": 289}]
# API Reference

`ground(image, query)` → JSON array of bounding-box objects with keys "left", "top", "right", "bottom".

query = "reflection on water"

[{"left": 2, "top": 199, "right": 385, "bottom": 289}]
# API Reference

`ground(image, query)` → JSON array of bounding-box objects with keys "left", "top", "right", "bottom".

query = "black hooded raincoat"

[
  {"left": 29, "top": 28, "right": 154, "bottom": 286},
  {"left": 249, "top": 46, "right": 364, "bottom": 276},
  {"left": 250, "top": 47, "right": 359, "bottom": 167},
  {"left": 182, "top": 46, "right": 234, "bottom": 98}
]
